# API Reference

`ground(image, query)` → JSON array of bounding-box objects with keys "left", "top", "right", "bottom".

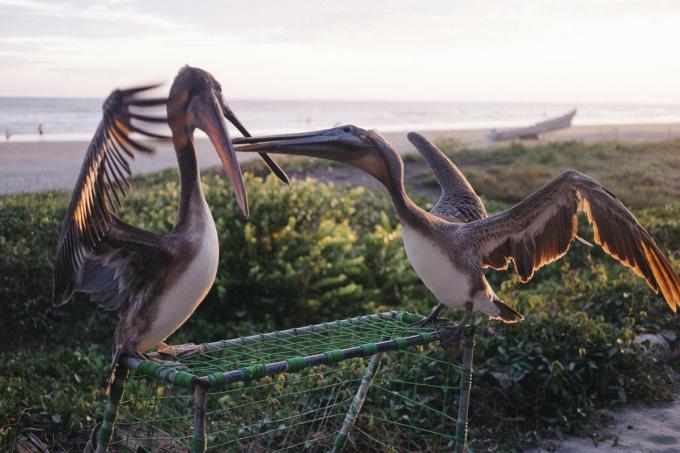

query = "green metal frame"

[
  {"left": 455, "top": 325, "right": 476, "bottom": 453},
  {"left": 94, "top": 311, "right": 476, "bottom": 452},
  {"left": 95, "top": 365, "right": 129, "bottom": 453},
  {"left": 331, "top": 351, "right": 384, "bottom": 452}
]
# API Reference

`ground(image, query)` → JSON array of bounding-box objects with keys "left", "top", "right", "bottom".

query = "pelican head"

[
  {"left": 234, "top": 125, "right": 402, "bottom": 190},
  {"left": 168, "top": 65, "right": 254, "bottom": 217}
]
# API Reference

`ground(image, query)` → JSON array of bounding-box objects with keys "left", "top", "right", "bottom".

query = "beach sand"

[{"left": 1, "top": 122, "right": 679, "bottom": 195}]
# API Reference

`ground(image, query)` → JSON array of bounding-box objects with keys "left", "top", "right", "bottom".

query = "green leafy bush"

[
  {"left": 0, "top": 172, "right": 428, "bottom": 346},
  {"left": 471, "top": 309, "right": 671, "bottom": 448},
  {"left": 0, "top": 191, "right": 115, "bottom": 348},
  {"left": 1, "top": 156, "right": 678, "bottom": 451},
  {"left": 0, "top": 345, "right": 109, "bottom": 451}
]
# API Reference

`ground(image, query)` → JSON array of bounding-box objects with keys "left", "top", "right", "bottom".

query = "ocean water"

[{"left": 2, "top": 96, "right": 680, "bottom": 142}]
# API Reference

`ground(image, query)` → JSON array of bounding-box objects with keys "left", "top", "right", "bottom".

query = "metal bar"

[
  {"left": 192, "top": 386, "right": 208, "bottom": 453},
  {"left": 120, "top": 356, "right": 195, "bottom": 388},
  {"left": 95, "top": 364, "right": 129, "bottom": 453},
  {"left": 331, "top": 352, "right": 384, "bottom": 453},
  {"left": 121, "top": 356, "right": 143, "bottom": 370},
  {"left": 454, "top": 326, "right": 475, "bottom": 453}
]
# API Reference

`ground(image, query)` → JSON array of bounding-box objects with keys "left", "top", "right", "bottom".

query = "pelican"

[
  {"left": 52, "top": 66, "right": 288, "bottom": 374},
  {"left": 235, "top": 125, "right": 679, "bottom": 346}
]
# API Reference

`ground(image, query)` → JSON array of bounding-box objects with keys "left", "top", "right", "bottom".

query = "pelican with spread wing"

[
  {"left": 52, "top": 66, "right": 288, "bottom": 372},
  {"left": 235, "top": 125, "right": 679, "bottom": 347}
]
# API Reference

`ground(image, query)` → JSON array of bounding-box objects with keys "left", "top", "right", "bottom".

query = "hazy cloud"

[{"left": 1, "top": 0, "right": 679, "bottom": 103}]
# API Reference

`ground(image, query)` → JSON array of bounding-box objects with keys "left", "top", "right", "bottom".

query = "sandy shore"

[{"left": 1, "top": 122, "right": 679, "bottom": 195}]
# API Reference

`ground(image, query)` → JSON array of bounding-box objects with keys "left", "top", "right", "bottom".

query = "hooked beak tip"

[
  {"left": 222, "top": 102, "right": 291, "bottom": 185},
  {"left": 238, "top": 202, "right": 249, "bottom": 218}
]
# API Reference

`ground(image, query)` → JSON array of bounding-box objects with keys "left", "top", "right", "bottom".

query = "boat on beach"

[{"left": 488, "top": 109, "right": 577, "bottom": 141}]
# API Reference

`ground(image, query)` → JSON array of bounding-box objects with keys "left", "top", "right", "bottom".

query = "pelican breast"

[
  {"left": 137, "top": 200, "right": 219, "bottom": 352},
  {"left": 401, "top": 223, "right": 471, "bottom": 309}
]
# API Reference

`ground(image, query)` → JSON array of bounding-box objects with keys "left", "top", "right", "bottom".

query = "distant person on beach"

[
  {"left": 4, "top": 130, "right": 10, "bottom": 141},
  {"left": 38, "top": 123, "right": 44, "bottom": 140}
]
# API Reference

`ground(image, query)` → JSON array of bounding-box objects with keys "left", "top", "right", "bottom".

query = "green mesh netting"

[{"left": 102, "top": 312, "right": 470, "bottom": 452}]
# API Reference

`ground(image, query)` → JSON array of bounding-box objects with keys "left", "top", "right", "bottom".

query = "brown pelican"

[
  {"left": 235, "top": 125, "right": 679, "bottom": 344},
  {"left": 52, "top": 66, "right": 288, "bottom": 374}
]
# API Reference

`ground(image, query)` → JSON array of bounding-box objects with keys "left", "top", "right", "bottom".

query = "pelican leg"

[
  {"left": 438, "top": 302, "right": 473, "bottom": 359},
  {"left": 410, "top": 303, "right": 448, "bottom": 327}
]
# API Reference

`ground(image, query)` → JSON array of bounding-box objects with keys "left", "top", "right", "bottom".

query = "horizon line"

[{"left": 2, "top": 95, "right": 680, "bottom": 108}]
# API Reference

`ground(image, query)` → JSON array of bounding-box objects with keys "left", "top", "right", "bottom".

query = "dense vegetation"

[{"left": 1, "top": 139, "right": 679, "bottom": 451}]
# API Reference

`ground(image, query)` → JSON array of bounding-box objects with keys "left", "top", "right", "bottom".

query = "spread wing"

[
  {"left": 460, "top": 170, "right": 679, "bottom": 312},
  {"left": 52, "top": 85, "right": 169, "bottom": 306},
  {"left": 407, "top": 132, "right": 486, "bottom": 223},
  {"left": 77, "top": 217, "right": 175, "bottom": 312}
]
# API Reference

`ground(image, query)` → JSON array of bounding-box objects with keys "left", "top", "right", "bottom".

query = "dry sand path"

[{"left": 0, "top": 138, "right": 228, "bottom": 195}]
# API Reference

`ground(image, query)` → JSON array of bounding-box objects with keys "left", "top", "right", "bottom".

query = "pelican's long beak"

[
  {"left": 233, "top": 127, "right": 362, "bottom": 158},
  {"left": 222, "top": 103, "right": 290, "bottom": 185},
  {"left": 193, "top": 93, "right": 249, "bottom": 217},
  {"left": 234, "top": 126, "right": 392, "bottom": 186}
]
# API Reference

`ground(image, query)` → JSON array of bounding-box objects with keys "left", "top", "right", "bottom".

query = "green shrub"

[
  {"left": 198, "top": 174, "right": 421, "bottom": 327},
  {"left": 471, "top": 309, "right": 671, "bottom": 448},
  {"left": 0, "top": 345, "right": 110, "bottom": 451},
  {"left": 1, "top": 158, "right": 679, "bottom": 451},
  {"left": 0, "top": 172, "right": 426, "bottom": 346},
  {"left": 0, "top": 191, "right": 115, "bottom": 348}
]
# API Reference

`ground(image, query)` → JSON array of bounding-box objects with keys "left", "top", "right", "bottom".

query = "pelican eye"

[{"left": 342, "top": 126, "right": 351, "bottom": 133}]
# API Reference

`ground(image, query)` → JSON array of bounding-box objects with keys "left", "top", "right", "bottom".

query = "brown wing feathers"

[
  {"left": 52, "top": 86, "right": 168, "bottom": 306},
  {"left": 477, "top": 171, "right": 679, "bottom": 312},
  {"left": 580, "top": 191, "right": 680, "bottom": 311},
  {"left": 407, "top": 132, "right": 487, "bottom": 223},
  {"left": 484, "top": 199, "right": 578, "bottom": 281}
]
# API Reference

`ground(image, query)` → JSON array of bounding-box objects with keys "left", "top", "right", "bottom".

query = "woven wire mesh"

[
  {"left": 351, "top": 348, "right": 460, "bottom": 452},
  {"left": 107, "top": 313, "right": 464, "bottom": 452},
  {"left": 181, "top": 313, "right": 439, "bottom": 375}
]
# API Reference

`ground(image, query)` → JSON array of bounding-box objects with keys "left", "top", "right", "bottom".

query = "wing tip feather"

[{"left": 641, "top": 241, "right": 680, "bottom": 313}]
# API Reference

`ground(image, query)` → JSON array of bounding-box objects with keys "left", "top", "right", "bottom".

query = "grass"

[
  {"left": 1, "top": 139, "right": 679, "bottom": 451},
  {"left": 419, "top": 139, "right": 680, "bottom": 209}
]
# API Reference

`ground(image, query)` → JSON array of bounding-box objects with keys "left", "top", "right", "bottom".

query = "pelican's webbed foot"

[
  {"left": 143, "top": 342, "right": 205, "bottom": 368},
  {"left": 141, "top": 352, "right": 186, "bottom": 369},
  {"left": 410, "top": 303, "right": 448, "bottom": 328},
  {"left": 154, "top": 342, "right": 205, "bottom": 358},
  {"left": 438, "top": 324, "right": 466, "bottom": 359}
]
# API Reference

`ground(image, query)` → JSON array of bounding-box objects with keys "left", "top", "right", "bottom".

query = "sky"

[{"left": 1, "top": 0, "right": 680, "bottom": 103}]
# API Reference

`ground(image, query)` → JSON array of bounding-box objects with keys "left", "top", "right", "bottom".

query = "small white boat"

[{"left": 488, "top": 109, "right": 577, "bottom": 141}]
